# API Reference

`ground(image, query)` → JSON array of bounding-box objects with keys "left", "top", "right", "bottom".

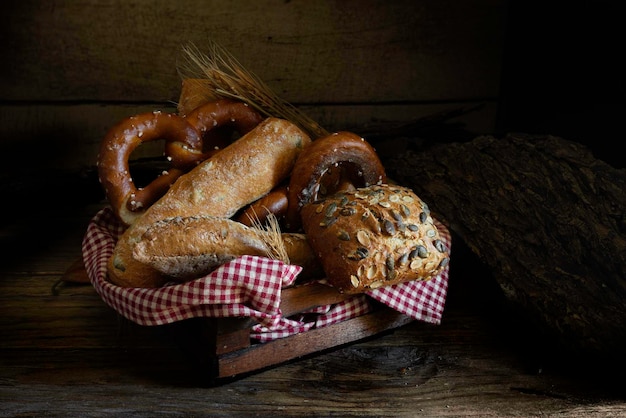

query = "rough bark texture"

[{"left": 385, "top": 133, "right": 626, "bottom": 360}]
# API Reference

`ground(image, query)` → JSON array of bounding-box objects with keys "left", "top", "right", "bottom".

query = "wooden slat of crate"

[
  {"left": 207, "top": 283, "right": 370, "bottom": 360},
  {"left": 214, "top": 307, "right": 413, "bottom": 379}
]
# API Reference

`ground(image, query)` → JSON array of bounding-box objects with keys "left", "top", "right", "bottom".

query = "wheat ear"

[{"left": 178, "top": 41, "right": 329, "bottom": 139}]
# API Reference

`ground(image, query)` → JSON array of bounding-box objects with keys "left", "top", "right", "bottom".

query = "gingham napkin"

[{"left": 83, "top": 207, "right": 451, "bottom": 342}]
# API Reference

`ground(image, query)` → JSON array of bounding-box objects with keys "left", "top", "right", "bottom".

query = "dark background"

[{"left": 498, "top": 0, "right": 625, "bottom": 168}]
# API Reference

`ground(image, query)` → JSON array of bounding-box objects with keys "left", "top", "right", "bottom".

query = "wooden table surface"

[{"left": 1, "top": 203, "right": 624, "bottom": 417}]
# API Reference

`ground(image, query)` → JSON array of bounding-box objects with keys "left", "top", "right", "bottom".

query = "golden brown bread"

[
  {"left": 108, "top": 117, "right": 311, "bottom": 288},
  {"left": 301, "top": 184, "right": 450, "bottom": 294},
  {"left": 132, "top": 215, "right": 322, "bottom": 280},
  {"left": 133, "top": 216, "right": 269, "bottom": 280}
]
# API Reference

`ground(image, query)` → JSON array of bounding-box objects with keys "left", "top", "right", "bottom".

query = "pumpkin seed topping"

[
  {"left": 434, "top": 239, "right": 446, "bottom": 253},
  {"left": 341, "top": 207, "right": 356, "bottom": 216},
  {"left": 319, "top": 216, "right": 337, "bottom": 228},
  {"left": 337, "top": 230, "right": 350, "bottom": 241},
  {"left": 355, "top": 247, "right": 369, "bottom": 258},
  {"left": 438, "top": 257, "right": 450, "bottom": 269},
  {"left": 348, "top": 247, "right": 369, "bottom": 260},
  {"left": 386, "top": 255, "right": 395, "bottom": 272},
  {"left": 411, "top": 245, "right": 428, "bottom": 259},
  {"left": 325, "top": 202, "right": 337, "bottom": 217},
  {"left": 382, "top": 219, "right": 395, "bottom": 235}
]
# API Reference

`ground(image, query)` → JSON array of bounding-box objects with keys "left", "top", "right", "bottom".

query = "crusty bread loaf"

[
  {"left": 133, "top": 216, "right": 269, "bottom": 280},
  {"left": 301, "top": 184, "right": 450, "bottom": 294},
  {"left": 132, "top": 215, "right": 321, "bottom": 280},
  {"left": 108, "top": 117, "right": 311, "bottom": 288}
]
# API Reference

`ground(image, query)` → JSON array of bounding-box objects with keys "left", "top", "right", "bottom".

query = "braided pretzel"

[
  {"left": 170, "top": 99, "right": 264, "bottom": 167},
  {"left": 285, "top": 131, "right": 387, "bottom": 230},
  {"left": 98, "top": 111, "right": 204, "bottom": 226}
]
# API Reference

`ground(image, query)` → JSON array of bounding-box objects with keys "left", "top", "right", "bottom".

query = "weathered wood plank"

[
  {"left": 0, "top": 102, "right": 497, "bottom": 171},
  {"left": 1, "top": 0, "right": 505, "bottom": 103},
  {"left": 1, "top": 311, "right": 623, "bottom": 416},
  {"left": 216, "top": 308, "right": 413, "bottom": 379}
]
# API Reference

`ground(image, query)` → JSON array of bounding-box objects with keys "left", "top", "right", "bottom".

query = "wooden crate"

[
  {"left": 204, "top": 283, "right": 413, "bottom": 380},
  {"left": 62, "top": 260, "right": 413, "bottom": 380}
]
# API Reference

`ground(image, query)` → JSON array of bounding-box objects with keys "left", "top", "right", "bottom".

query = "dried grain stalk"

[
  {"left": 248, "top": 211, "right": 290, "bottom": 265},
  {"left": 177, "top": 42, "right": 328, "bottom": 139}
]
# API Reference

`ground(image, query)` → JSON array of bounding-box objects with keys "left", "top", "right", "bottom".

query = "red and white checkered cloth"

[{"left": 83, "top": 207, "right": 451, "bottom": 342}]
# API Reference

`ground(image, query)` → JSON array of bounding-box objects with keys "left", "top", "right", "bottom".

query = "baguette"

[
  {"left": 132, "top": 215, "right": 321, "bottom": 280},
  {"left": 108, "top": 117, "right": 311, "bottom": 288}
]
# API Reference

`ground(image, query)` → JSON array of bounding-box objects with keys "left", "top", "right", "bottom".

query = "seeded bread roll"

[{"left": 301, "top": 184, "right": 450, "bottom": 294}]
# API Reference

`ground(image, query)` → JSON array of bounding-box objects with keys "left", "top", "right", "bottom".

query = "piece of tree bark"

[{"left": 385, "top": 133, "right": 626, "bottom": 361}]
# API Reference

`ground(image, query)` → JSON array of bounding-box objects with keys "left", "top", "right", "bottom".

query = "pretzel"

[
  {"left": 236, "top": 171, "right": 355, "bottom": 229},
  {"left": 98, "top": 111, "right": 203, "bottom": 226},
  {"left": 236, "top": 184, "right": 289, "bottom": 227},
  {"left": 172, "top": 99, "right": 264, "bottom": 167},
  {"left": 285, "top": 131, "right": 387, "bottom": 230}
]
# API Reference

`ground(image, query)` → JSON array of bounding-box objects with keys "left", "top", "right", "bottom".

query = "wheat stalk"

[
  {"left": 178, "top": 42, "right": 329, "bottom": 139},
  {"left": 246, "top": 209, "right": 290, "bottom": 265}
]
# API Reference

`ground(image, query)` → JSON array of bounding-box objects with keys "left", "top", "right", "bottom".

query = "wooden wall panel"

[
  {"left": 1, "top": 0, "right": 506, "bottom": 173},
  {"left": 0, "top": 102, "right": 498, "bottom": 171},
  {"left": 2, "top": 0, "right": 506, "bottom": 103}
]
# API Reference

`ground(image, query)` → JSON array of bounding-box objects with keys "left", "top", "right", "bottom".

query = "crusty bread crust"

[
  {"left": 132, "top": 215, "right": 321, "bottom": 280},
  {"left": 133, "top": 216, "right": 270, "bottom": 280}
]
